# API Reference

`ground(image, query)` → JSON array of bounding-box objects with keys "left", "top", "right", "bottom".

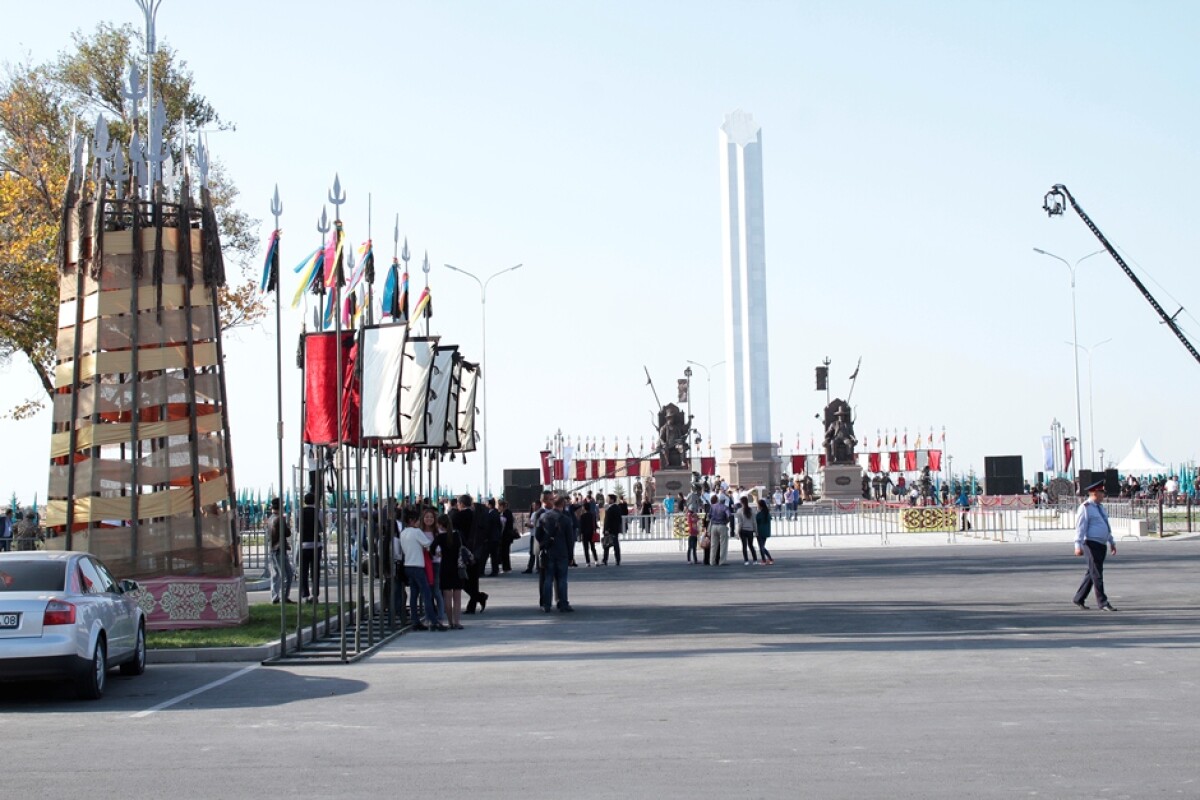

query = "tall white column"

[{"left": 719, "top": 110, "right": 771, "bottom": 446}]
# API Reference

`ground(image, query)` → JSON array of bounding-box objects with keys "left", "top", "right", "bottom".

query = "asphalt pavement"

[{"left": 3, "top": 539, "right": 1198, "bottom": 799}]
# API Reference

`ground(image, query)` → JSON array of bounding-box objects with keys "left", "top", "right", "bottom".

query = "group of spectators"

[
  {"left": 265, "top": 492, "right": 522, "bottom": 630},
  {"left": 0, "top": 509, "right": 41, "bottom": 552}
]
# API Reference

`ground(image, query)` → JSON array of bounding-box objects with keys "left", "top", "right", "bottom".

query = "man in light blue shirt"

[{"left": 1073, "top": 480, "right": 1118, "bottom": 611}]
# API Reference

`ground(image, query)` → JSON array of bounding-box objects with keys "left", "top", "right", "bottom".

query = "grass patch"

[{"left": 147, "top": 602, "right": 318, "bottom": 649}]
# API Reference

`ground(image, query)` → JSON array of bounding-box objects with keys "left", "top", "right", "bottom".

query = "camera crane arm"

[{"left": 1043, "top": 184, "right": 1200, "bottom": 365}]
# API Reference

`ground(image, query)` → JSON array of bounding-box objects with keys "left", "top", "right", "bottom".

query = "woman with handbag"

[
  {"left": 437, "top": 513, "right": 465, "bottom": 629},
  {"left": 420, "top": 509, "right": 450, "bottom": 631},
  {"left": 686, "top": 511, "right": 700, "bottom": 564}
]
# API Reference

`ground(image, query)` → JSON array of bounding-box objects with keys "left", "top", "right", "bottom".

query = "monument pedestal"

[
  {"left": 721, "top": 443, "right": 780, "bottom": 489},
  {"left": 821, "top": 464, "right": 864, "bottom": 501},
  {"left": 653, "top": 468, "right": 694, "bottom": 499}
]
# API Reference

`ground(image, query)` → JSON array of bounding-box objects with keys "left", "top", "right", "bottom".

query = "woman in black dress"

[{"left": 437, "top": 514, "right": 464, "bottom": 629}]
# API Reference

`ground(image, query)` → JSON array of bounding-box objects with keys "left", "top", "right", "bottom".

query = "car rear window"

[{"left": 0, "top": 560, "right": 67, "bottom": 592}]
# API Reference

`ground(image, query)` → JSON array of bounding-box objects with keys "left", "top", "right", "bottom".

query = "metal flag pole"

[
  {"left": 268, "top": 185, "right": 287, "bottom": 655},
  {"left": 327, "top": 174, "right": 348, "bottom": 661},
  {"left": 313, "top": 207, "right": 331, "bottom": 632}
]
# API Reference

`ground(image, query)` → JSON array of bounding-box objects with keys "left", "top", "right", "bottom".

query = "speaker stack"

[
  {"left": 502, "top": 468, "right": 543, "bottom": 511},
  {"left": 983, "top": 455, "right": 1024, "bottom": 496}
]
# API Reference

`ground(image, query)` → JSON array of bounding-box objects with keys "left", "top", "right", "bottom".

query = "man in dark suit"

[
  {"left": 536, "top": 495, "right": 575, "bottom": 612},
  {"left": 452, "top": 494, "right": 491, "bottom": 614}
]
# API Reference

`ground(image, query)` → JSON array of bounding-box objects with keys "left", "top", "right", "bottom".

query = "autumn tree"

[{"left": 0, "top": 23, "right": 265, "bottom": 414}]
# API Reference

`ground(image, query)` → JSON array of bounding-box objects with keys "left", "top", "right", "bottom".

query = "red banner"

[
  {"left": 575, "top": 459, "right": 587, "bottom": 481},
  {"left": 819, "top": 454, "right": 827, "bottom": 468},
  {"left": 791, "top": 455, "right": 805, "bottom": 474},
  {"left": 552, "top": 459, "right": 564, "bottom": 481},
  {"left": 1064, "top": 439, "right": 1073, "bottom": 471},
  {"left": 651, "top": 458, "right": 662, "bottom": 472},
  {"left": 868, "top": 452, "right": 881, "bottom": 472},
  {"left": 889, "top": 451, "right": 900, "bottom": 472},
  {"left": 540, "top": 451, "right": 552, "bottom": 484},
  {"left": 626, "top": 458, "right": 639, "bottom": 477},
  {"left": 928, "top": 449, "right": 942, "bottom": 471},
  {"left": 303, "top": 332, "right": 361, "bottom": 446},
  {"left": 904, "top": 450, "right": 917, "bottom": 471},
  {"left": 700, "top": 457, "right": 715, "bottom": 475},
  {"left": 604, "top": 459, "right": 616, "bottom": 478}
]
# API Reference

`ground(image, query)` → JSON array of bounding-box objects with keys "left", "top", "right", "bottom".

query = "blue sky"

[{"left": 2, "top": 0, "right": 1198, "bottom": 499}]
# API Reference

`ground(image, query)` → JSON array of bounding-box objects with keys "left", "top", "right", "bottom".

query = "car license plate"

[{"left": 0, "top": 613, "right": 19, "bottom": 629}]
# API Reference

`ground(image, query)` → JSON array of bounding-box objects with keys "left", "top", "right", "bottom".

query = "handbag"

[
  {"left": 700, "top": 533, "right": 711, "bottom": 549},
  {"left": 592, "top": 532, "right": 600, "bottom": 543}
]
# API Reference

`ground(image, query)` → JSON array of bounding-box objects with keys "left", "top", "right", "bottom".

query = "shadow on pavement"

[{"left": 0, "top": 665, "right": 367, "bottom": 712}]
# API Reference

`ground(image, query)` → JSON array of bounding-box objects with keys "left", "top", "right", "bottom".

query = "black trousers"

[
  {"left": 739, "top": 532, "right": 758, "bottom": 562},
  {"left": 299, "top": 547, "right": 320, "bottom": 599},
  {"left": 1073, "top": 540, "right": 1109, "bottom": 606},
  {"left": 464, "top": 560, "right": 486, "bottom": 609},
  {"left": 602, "top": 534, "right": 621, "bottom": 565},
  {"left": 486, "top": 540, "right": 503, "bottom": 575}
]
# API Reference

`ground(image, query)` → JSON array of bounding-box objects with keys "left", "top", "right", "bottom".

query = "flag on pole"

[
  {"left": 260, "top": 229, "right": 280, "bottom": 293},
  {"left": 290, "top": 248, "right": 322, "bottom": 309},
  {"left": 408, "top": 287, "right": 431, "bottom": 328}
]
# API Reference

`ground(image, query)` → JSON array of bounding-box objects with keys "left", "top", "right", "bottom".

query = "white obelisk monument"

[{"left": 719, "top": 109, "right": 778, "bottom": 487}]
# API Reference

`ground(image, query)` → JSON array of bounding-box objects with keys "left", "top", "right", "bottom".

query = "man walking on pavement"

[
  {"left": 536, "top": 495, "right": 575, "bottom": 613},
  {"left": 267, "top": 497, "right": 295, "bottom": 604},
  {"left": 1073, "top": 479, "right": 1118, "bottom": 611}
]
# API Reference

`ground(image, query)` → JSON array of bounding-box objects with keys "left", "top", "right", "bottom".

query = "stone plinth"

[
  {"left": 721, "top": 443, "right": 780, "bottom": 489},
  {"left": 820, "top": 464, "right": 864, "bottom": 501},
  {"left": 653, "top": 468, "right": 694, "bottom": 499}
]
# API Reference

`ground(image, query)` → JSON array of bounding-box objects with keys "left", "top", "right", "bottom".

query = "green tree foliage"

[{"left": 0, "top": 23, "right": 265, "bottom": 411}]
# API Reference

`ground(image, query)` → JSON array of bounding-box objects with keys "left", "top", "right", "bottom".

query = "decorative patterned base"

[
  {"left": 900, "top": 508, "right": 958, "bottom": 533},
  {"left": 130, "top": 575, "right": 249, "bottom": 630}
]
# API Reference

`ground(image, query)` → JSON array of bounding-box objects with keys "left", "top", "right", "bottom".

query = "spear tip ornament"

[
  {"left": 328, "top": 173, "right": 346, "bottom": 213},
  {"left": 317, "top": 205, "right": 330, "bottom": 234}
]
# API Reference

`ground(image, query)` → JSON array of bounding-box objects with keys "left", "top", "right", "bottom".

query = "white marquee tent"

[{"left": 1116, "top": 438, "right": 1168, "bottom": 474}]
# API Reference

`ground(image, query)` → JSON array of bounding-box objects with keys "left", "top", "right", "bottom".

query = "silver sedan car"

[{"left": 0, "top": 551, "right": 147, "bottom": 699}]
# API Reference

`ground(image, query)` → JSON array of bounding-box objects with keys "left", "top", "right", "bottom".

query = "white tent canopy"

[{"left": 1116, "top": 438, "right": 1168, "bottom": 474}]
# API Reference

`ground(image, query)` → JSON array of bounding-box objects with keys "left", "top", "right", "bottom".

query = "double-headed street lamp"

[
  {"left": 1032, "top": 247, "right": 1105, "bottom": 476},
  {"left": 443, "top": 262, "right": 523, "bottom": 500},
  {"left": 685, "top": 359, "right": 725, "bottom": 452}
]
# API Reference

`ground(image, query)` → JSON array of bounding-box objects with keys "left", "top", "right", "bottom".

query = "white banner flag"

[
  {"left": 399, "top": 336, "right": 438, "bottom": 446},
  {"left": 360, "top": 325, "right": 407, "bottom": 439},
  {"left": 423, "top": 345, "right": 458, "bottom": 449}
]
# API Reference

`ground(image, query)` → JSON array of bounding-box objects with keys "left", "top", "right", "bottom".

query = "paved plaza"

[{"left": 4, "top": 539, "right": 1199, "bottom": 798}]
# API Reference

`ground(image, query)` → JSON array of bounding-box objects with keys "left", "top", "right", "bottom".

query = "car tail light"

[{"left": 43, "top": 599, "right": 76, "bottom": 626}]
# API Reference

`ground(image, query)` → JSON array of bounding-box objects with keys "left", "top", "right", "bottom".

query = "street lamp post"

[
  {"left": 685, "top": 359, "right": 725, "bottom": 453},
  {"left": 1033, "top": 247, "right": 1105, "bottom": 477},
  {"left": 1066, "top": 338, "right": 1113, "bottom": 470},
  {"left": 443, "top": 262, "right": 524, "bottom": 500}
]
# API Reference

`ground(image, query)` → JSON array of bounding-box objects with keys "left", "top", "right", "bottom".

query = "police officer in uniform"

[{"left": 1073, "top": 479, "right": 1117, "bottom": 611}]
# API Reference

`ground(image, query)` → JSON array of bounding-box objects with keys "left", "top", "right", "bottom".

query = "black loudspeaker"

[
  {"left": 1105, "top": 469, "right": 1120, "bottom": 495},
  {"left": 503, "top": 468, "right": 541, "bottom": 487},
  {"left": 503, "top": 484, "right": 541, "bottom": 512},
  {"left": 983, "top": 455, "right": 1024, "bottom": 496},
  {"left": 1076, "top": 469, "right": 1094, "bottom": 496},
  {"left": 1036, "top": 471, "right": 1045, "bottom": 486}
]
